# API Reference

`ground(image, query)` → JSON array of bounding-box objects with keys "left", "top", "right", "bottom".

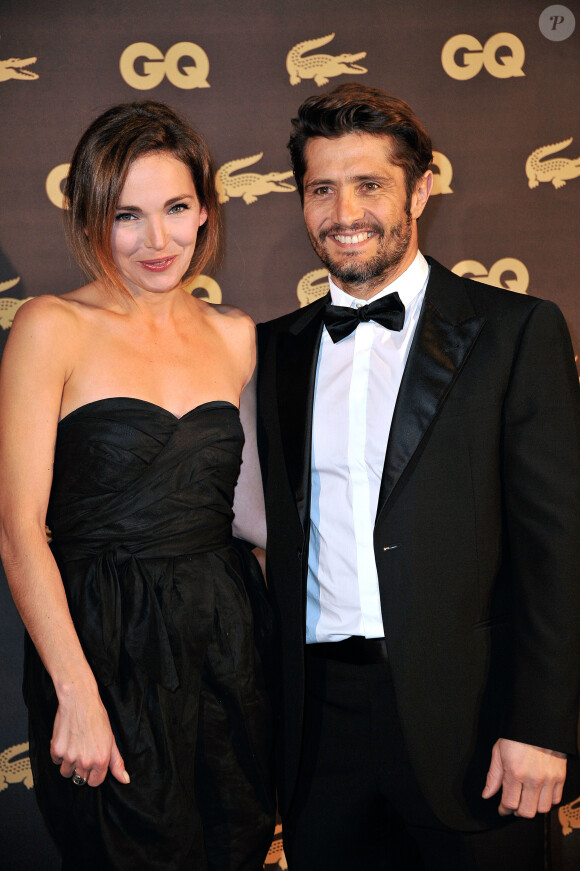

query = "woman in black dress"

[{"left": 0, "top": 102, "right": 274, "bottom": 870}]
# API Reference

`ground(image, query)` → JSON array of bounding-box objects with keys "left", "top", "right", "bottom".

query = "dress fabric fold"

[{"left": 24, "top": 398, "right": 275, "bottom": 871}]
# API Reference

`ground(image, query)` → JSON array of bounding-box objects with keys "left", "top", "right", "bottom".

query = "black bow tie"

[{"left": 322, "top": 292, "right": 405, "bottom": 343}]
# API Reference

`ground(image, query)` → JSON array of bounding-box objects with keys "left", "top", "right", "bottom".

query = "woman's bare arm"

[
  {"left": 231, "top": 323, "right": 267, "bottom": 550},
  {"left": 0, "top": 297, "right": 129, "bottom": 787}
]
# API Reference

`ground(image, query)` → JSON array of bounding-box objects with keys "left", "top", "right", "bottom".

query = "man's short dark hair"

[{"left": 288, "top": 83, "right": 433, "bottom": 205}]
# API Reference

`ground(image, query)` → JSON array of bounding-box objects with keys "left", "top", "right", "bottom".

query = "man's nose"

[{"left": 334, "top": 187, "right": 365, "bottom": 226}]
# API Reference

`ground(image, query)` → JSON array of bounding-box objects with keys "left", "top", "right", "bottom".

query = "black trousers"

[{"left": 282, "top": 654, "right": 546, "bottom": 871}]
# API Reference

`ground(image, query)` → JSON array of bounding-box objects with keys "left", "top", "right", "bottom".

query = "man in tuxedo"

[{"left": 256, "top": 84, "right": 580, "bottom": 870}]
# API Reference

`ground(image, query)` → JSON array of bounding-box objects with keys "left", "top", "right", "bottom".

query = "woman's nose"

[{"left": 144, "top": 217, "right": 168, "bottom": 250}]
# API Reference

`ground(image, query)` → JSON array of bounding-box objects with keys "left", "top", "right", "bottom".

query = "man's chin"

[
  {"left": 332, "top": 269, "right": 375, "bottom": 286},
  {"left": 326, "top": 257, "right": 388, "bottom": 287},
  {"left": 319, "top": 253, "right": 375, "bottom": 283}
]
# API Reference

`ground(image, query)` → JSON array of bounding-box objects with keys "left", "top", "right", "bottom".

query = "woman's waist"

[{"left": 50, "top": 523, "right": 234, "bottom": 563}]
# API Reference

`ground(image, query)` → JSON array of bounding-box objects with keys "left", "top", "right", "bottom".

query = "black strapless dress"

[{"left": 23, "top": 399, "right": 275, "bottom": 871}]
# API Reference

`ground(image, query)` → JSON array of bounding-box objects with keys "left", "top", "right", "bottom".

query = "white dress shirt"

[{"left": 306, "top": 251, "right": 430, "bottom": 643}]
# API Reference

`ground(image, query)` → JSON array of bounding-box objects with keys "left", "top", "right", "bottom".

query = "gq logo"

[
  {"left": 430, "top": 151, "right": 453, "bottom": 196},
  {"left": 441, "top": 33, "right": 525, "bottom": 80},
  {"left": 183, "top": 274, "right": 222, "bottom": 305},
  {"left": 452, "top": 259, "right": 529, "bottom": 294},
  {"left": 120, "top": 42, "right": 210, "bottom": 90},
  {"left": 46, "top": 163, "right": 69, "bottom": 209}
]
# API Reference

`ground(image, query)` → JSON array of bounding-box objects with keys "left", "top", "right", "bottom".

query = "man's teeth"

[{"left": 334, "top": 232, "right": 373, "bottom": 244}]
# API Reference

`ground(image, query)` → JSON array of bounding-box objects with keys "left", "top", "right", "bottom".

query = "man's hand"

[{"left": 482, "top": 738, "right": 566, "bottom": 817}]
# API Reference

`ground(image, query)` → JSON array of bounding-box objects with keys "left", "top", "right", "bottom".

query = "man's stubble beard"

[{"left": 309, "top": 215, "right": 412, "bottom": 289}]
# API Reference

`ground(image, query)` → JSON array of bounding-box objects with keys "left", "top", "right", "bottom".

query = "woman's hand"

[{"left": 50, "top": 687, "right": 130, "bottom": 787}]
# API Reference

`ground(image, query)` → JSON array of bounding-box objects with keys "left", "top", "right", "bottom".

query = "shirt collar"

[{"left": 328, "top": 250, "right": 429, "bottom": 309}]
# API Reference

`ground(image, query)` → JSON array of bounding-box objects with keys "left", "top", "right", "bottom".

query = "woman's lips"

[{"left": 140, "top": 256, "right": 178, "bottom": 272}]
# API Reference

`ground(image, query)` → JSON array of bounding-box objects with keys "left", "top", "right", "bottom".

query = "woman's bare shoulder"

[
  {"left": 6, "top": 288, "right": 102, "bottom": 362},
  {"left": 195, "top": 301, "right": 256, "bottom": 383},
  {"left": 207, "top": 302, "right": 255, "bottom": 334},
  {"left": 12, "top": 282, "right": 113, "bottom": 329},
  {"left": 10, "top": 293, "right": 75, "bottom": 333}
]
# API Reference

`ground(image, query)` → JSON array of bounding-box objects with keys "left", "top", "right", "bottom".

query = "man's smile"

[{"left": 331, "top": 231, "right": 376, "bottom": 245}]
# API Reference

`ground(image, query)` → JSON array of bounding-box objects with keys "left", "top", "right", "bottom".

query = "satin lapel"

[
  {"left": 376, "top": 267, "right": 485, "bottom": 519},
  {"left": 276, "top": 296, "right": 327, "bottom": 532}
]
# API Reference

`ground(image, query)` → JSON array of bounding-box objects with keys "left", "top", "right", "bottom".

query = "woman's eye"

[
  {"left": 169, "top": 203, "right": 188, "bottom": 214},
  {"left": 114, "top": 212, "right": 136, "bottom": 222}
]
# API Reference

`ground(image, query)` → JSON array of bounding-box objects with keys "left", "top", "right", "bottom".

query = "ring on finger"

[{"left": 72, "top": 770, "right": 87, "bottom": 786}]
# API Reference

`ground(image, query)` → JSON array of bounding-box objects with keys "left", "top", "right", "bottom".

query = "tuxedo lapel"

[
  {"left": 276, "top": 296, "right": 327, "bottom": 531},
  {"left": 376, "top": 260, "right": 485, "bottom": 519}
]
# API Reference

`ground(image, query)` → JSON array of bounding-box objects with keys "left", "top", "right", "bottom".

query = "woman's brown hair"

[{"left": 64, "top": 101, "right": 222, "bottom": 298}]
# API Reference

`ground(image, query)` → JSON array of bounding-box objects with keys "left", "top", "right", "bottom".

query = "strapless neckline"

[{"left": 59, "top": 397, "right": 238, "bottom": 425}]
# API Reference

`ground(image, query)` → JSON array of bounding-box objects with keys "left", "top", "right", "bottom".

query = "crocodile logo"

[
  {"left": 216, "top": 154, "right": 295, "bottom": 205},
  {"left": 526, "top": 138, "right": 580, "bottom": 190},
  {"left": 0, "top": 278, "right": 33, "bottom": 329},
  {"left": 286, "top": 34, "right": 367, "bottom": 87},
  {"left": 264, "top": 822, "right": 287, "bottom": 869},
  {"left": 0, "top": 742, "right": 33, "bottom": 791},
  {"left": 297, "top": 268, "right": 329, "bottom": 307},
  {"left": 559, "top": 794, "right": 580, "bottom": 835},
  {"left": 0, "top": 37, "right": 38, "bottom": 81}
]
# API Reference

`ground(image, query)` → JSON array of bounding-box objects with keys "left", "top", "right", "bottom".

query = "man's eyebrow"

[
  {"left": 304, "top": 173, "right": 392, "bottom": 188},
  {"left": 303, "top": 177, "right": 333, "bottom": 189}
]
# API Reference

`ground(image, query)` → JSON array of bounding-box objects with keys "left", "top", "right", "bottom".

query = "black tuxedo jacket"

[{"left": 256, "top": 257, "right": 580, "bottom": 830}]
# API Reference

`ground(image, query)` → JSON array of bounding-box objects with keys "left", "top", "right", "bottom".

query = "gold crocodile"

[
  {"left": 526, "top": 138, "right": 580, "bottom": 190},
  {"left": 264, "top": 822, "right": 287, "bottom": 868},
  {"left": 286, "top": 34, "right": 367, "bottom": 87},
  {"left": 558, "top": 794, "right": 580, "bottom": 835},
  {"left": 0, "top": 36, "right": 38, "bottom": 82},
  {"left": 0, "top": 742, "right": 33, "bottom": 792},
  {"left": 216, "top": 154, "right": 295, "bottom": 205},
  {"left": 0, "top": 277, "right": 21, "bottom": 293},
  {"left": 296, "top": 268, "right": 329, "bottom": 307},
  {"left": 0, "top": 278, "right": 33, "bottom": 329}
]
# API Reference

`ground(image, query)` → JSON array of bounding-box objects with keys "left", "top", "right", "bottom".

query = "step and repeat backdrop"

[{"left": 1, "top": 1, "right": 579, "bottom": 868}]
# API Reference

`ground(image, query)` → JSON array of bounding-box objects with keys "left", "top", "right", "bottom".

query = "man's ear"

[{"left": 410, "top": 170, "right": 433, "bottom": 219}]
